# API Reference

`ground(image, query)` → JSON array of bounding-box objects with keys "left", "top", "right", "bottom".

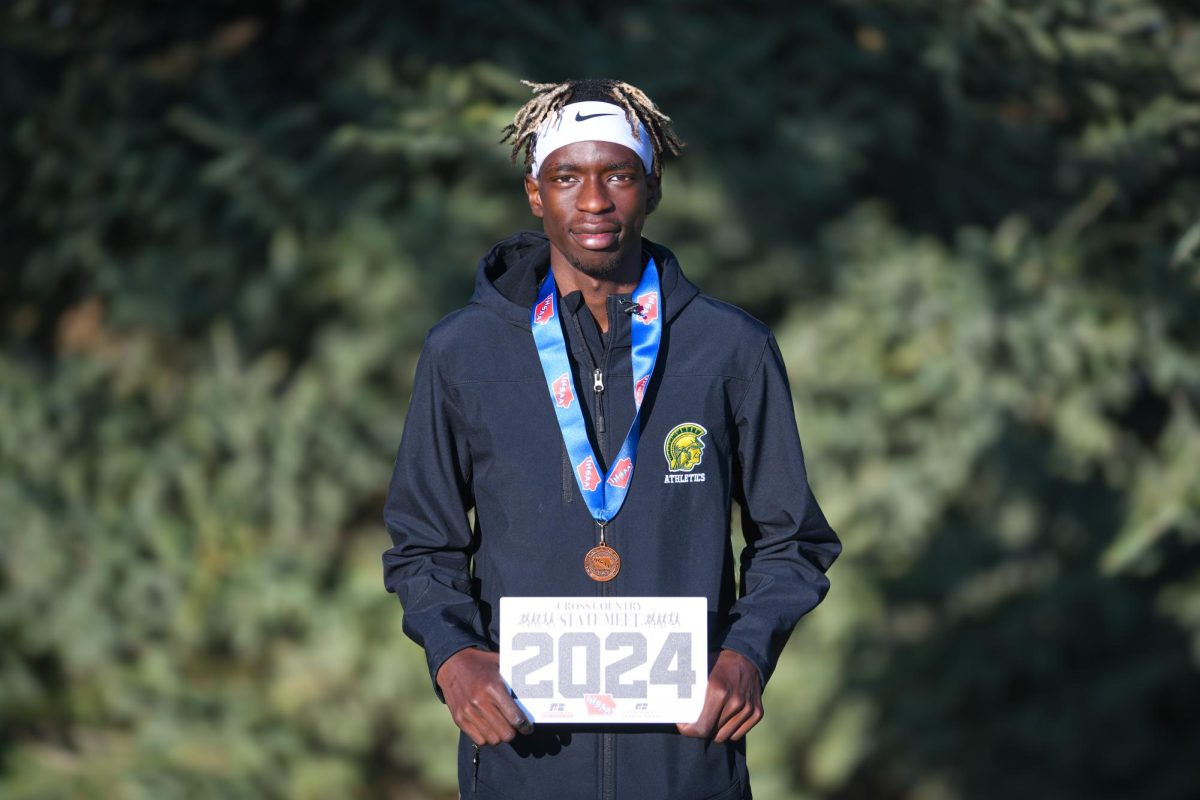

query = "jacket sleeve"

[
  {"left": 718, "top": 334, "right": 841, "bottom": 686},
  {"left": 382, "top": 336, "right": 489, "bottom": 698}
]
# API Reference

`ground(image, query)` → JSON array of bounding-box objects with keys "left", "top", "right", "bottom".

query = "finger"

[
  {"left": 713, "top": 702, "right": 753, "bottom": 743},
  {"left": 467, "top": 697, "right": 516, "bottom": 745},
  {"left": 725, "top": 704, "right": 764, "bottom": 742},
  {"left": 675, "top": 707, "right": 714, "bottom": 738},
  {"left": 728, "top": 706, "right": 764, "bottom": 741},
  {"left": 449, "top": 700, "right": 488, "bottom": 747},
  {"left": 457, "top": 716, "right": 489, "bottom": 748},
  {"left": 713, "top": 693, "right": 745, "bottom": 734},
  {"left": 490, "top": 689, "right": 534, "bottom": 736},
  {"left": 486, "top": 702, "right": 526, "bottom": 744},
  {"left": 479, "top": 713, "right": 517, "bottom": 745},
  {"left": 678, "top": 685, "right": 724, "bottom": 738}
]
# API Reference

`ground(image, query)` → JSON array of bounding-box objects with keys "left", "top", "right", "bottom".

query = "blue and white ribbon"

[{"left": 531, "top": 260, "right": 662, "bottom": 522}]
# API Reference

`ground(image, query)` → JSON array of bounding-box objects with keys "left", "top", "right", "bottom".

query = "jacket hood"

[{"left": 469, "top": 230, "right": 700, "bottom": 328}]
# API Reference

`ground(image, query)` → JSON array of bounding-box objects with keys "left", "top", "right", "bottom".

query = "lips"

[{"left": 572, "top": 224, "right": 620, "bottom": 250}]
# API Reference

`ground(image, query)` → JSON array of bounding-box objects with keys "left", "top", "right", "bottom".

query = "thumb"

[{"left": 676, "top": 702, "right": 715, "bottom": 738}]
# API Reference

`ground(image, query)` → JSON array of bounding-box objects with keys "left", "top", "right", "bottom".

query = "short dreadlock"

[{"left": 501, "top": 79, "right": 684, "bottom": 181}]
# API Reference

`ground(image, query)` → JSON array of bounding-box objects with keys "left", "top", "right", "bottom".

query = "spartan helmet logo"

[{"left": 664, "top": 422, "right": 707, "bottom": 472}]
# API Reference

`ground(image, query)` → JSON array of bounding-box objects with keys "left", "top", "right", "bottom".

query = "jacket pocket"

[{"left": 703, "top": 776, "right": 748, "bottom": 800}]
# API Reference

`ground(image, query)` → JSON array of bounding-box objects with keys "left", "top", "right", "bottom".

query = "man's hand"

[
  {"left": 436, "top": 648, "right": 534, "bottom": 746},
  {"left": 676, "top": 649, "right": 763, "bottom": 742}
]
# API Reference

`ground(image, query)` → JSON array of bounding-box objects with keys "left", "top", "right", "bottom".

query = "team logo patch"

[
  {"left": 664, "top": 422, "right": 707, "bottom": 472},
  {"left": 576, "top": 456, "right": 601, "bottom": 492},
  {"left": 552, "top": 372, "right": 575, "bottom": 409},
  {"left": 634, "top": 375, "right": 650, "bottom": 407},
  {"left": 635, "top": 291, "right": 658, "bottom": 324},
  {"left": 607, "top": 457, "right": 633, "bottom": 489},
  {"left": 533, "top": 295, "right": 555, "bottom": 325}
]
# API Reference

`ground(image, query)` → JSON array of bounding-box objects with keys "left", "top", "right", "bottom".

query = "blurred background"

[{"left": 3, "top": 1, "right": 1199, "bottom": 798}]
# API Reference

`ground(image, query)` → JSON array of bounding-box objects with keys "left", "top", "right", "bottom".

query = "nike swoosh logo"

[{"left": 575, "top": 111, "right": 618, "bottom": 122}]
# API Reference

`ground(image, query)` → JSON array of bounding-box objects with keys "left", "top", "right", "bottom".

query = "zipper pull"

[
  {"left": 593, "top": 369, "right": 606, "bottom": 433},
  {"left": 472, "top": 744, "right": 480, "bottom": 792}
]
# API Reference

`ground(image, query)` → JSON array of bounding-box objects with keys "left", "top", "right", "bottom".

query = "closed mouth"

[{"left": 571, "top": 226, "right": 620, "bottom": 250}]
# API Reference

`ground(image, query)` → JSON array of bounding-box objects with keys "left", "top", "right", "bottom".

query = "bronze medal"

[{"left": 584, "top": 544, "right": 621, "bottom": 582}]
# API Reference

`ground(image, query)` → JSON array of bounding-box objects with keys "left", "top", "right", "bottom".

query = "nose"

[{"left": 576, "top": 176, "right": 613, "bottom": 213}]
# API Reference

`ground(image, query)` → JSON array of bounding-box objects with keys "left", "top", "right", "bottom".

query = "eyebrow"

[{"left": 545, "top": 161, "right": 642, "bottom": 174}]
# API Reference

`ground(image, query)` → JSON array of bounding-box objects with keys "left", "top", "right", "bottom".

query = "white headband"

[{"left": 530, "top": 101, "right": 654, "bottom": 178}]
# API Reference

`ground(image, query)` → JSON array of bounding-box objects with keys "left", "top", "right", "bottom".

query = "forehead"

[{"left": 539, "top": 140, "right": 645, "bottom": 172}]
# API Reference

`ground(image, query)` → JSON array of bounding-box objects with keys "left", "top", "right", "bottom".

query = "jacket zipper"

[
  {"left": 600, "top": 550, "right": 615, "bottom": 800},
  {"left": 601, "top": 730, "right": 615, "bottom": 800},
  {"left": 472, "top": 744, "right": 480, "bottom": 792},
  {"left": 571, "top": 299, "right": 619, "bottom": 800},
  {"left": 568, "top": 311, "right": 610, "bottom": 445},
  {"left": 599, "top": 297, "right": 616, "bottom": 800},
  {"left": 593, "top": 368, "right": 605, "bottom": 434},
  {"left": 595, "top": 298, "right": 618, "bottom": 443}
]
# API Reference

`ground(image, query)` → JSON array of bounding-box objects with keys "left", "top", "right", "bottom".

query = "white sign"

[{"left": 499, "top": 596, "right": 707, "bottom": 724}]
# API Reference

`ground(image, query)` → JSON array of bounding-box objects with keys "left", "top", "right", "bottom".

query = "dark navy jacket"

[{"left": 383, "top": 232, "right": 840, "bottom": 800}]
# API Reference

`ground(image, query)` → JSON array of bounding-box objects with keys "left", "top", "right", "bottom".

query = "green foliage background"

[{"left": 3, "top": 1, "right": 1199, "bottom": 798}]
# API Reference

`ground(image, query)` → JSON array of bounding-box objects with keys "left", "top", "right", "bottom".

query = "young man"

[{"left": 383, "top": 79, "right": 840, "bottom": 800}]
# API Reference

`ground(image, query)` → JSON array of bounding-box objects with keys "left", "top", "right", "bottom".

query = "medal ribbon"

[{"left": 531, "top": 258, "right": 662, "bottom": 523}]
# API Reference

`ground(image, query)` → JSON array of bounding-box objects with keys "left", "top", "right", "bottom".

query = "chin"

[{"left": 567, "top": 251, "right": 625, "bottom": 278}]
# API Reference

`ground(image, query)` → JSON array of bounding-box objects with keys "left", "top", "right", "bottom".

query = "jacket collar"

[{"left": 470, "top": 231, "right": 700, "bottom": 329}]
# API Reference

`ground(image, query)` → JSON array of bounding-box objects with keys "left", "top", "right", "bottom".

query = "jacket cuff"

[
  {"left": 716, "top": 639, "right": 770, "bottom": 688},
  {"left": 428, "top": 640, "right": 493, "bottom": 703}
]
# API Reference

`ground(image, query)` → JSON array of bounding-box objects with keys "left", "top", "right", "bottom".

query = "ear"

[
  {"left": 644, "top": 172, "right": 662, "bottom": 216},
  {"left": 524, "top": 172, "right": 544, "bottom": 219}
]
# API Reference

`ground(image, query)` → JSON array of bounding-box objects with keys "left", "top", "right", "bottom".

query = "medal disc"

[{"left": 584, "top": 544, "right": 621, "bottom": 582}]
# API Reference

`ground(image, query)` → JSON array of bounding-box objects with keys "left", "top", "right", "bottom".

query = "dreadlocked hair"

[{"left": 500, "top": 79, "right": 684, "bottom": 181}]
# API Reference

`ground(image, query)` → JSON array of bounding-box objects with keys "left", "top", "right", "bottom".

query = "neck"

[{"left": 549, "top": 255, "right": 644, "bottom": 333}]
